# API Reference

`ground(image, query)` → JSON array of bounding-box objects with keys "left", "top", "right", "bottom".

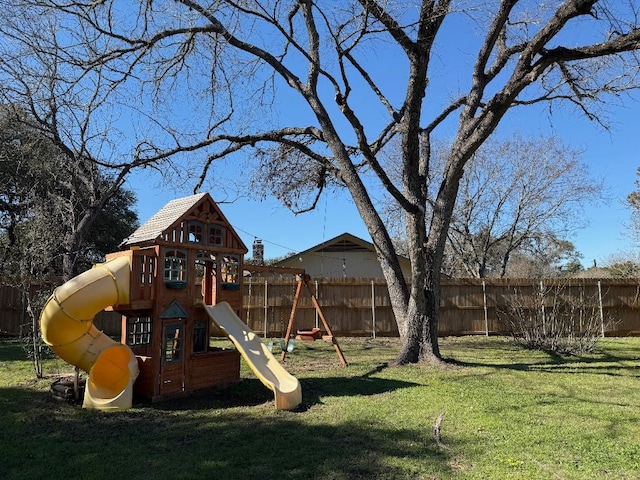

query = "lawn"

[{"left": 1, "top": 335, "right": 639, "bottom": 479}]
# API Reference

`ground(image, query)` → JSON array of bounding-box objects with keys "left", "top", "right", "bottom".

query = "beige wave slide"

[{"left": 203, "top": 302, "right": 302, "bottom": 410}]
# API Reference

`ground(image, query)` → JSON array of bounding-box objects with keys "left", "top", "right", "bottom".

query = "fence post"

[
  {"left": 263, "top": 280, "right": 268, "bottom": 338},
  {"left": 540, "top": 280, "right": 546, "bottom": 335},
  {"left": 247, "top": 276, "right": 251, "bottom": 326},
  {"left": 371, "top": 280, "right": 376, "bottom": 338},
  {"left": 482, "top": 280, "right": 489, "bottom": 336},
  {"left": 315, "top": 279, "right": 320, "bottom": 330},
  {"left": 598, "top": 280, "right": 605, "bottom": 338}
]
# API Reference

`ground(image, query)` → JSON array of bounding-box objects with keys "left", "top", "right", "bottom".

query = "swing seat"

[
  {"left": 296, "top": 327, "right": 322, "bottom": 342},
  {"left": 279, "top": 339, "right": 295, "bottom": 352}
]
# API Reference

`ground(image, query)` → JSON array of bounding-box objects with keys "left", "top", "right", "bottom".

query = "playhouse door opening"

[
  {"left": 160, "top": 320, "right": 185, "bottom": 395},
  {"left": 195, "top": 252, "right": 217, "bottom": 306}
]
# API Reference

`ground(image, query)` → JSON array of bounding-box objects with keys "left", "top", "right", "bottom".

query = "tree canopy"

[{"left": 0, "top": 106, "right": 138, "bottom": 282}]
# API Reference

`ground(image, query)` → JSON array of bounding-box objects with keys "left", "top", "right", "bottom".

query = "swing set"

[
  {"left": 281, "top": 274, "right": 347, "bottom": 366},
  {"left": 246, "top": 266, "right": 347, "bottom": 366}
]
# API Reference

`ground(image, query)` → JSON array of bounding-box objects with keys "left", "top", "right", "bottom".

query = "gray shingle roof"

[{"left": 121, "top": 192, "right": 207, "bottom": 246}]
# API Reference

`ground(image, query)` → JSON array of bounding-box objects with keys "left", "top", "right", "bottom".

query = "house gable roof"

[
  {"left": 121, "top": 192, "right": 247, "bottom": 252},
  {"left": 276, "top": 232, "right": 409, "bottom": 264}
]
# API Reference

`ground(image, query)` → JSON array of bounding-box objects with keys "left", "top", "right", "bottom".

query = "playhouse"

[{"left": 107, "top": 192, "right": 246, "bottom": 401}]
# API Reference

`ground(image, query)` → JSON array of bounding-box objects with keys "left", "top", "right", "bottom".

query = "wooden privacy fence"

[
  {"left": 241, "top": 277, "right": 640, "bottom": 338},
  {"left": 3, "top": 277, "right": 640, "bottom": 337},
  {"left": 0, "top": 284, "right": 121, "bottom": 337},
  {"left": 0, "top": 285, "right": 27, "bottom": 336}
]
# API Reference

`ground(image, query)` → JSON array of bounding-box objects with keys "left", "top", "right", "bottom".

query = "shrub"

[{"left": 498, "top": 282, "right": 616, "bottom": 355}]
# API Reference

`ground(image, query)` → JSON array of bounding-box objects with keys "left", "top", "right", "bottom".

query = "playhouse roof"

[
  {"left": 121, "top": 192, "right": 247, "bottom": 252},
  {"left": 122, "top": 193, "right": 207, "bottom": 246}
]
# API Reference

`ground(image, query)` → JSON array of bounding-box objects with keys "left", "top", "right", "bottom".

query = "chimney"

[{"left": 252, "top": 239, "right": 264, "bottom": 264}]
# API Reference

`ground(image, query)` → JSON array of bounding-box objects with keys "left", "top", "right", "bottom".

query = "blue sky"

[
  {"left": 126, "top": 86, "right": 640, "bottom": 266},
  {"left": 125, "top": 98, "right": 640, "bottom": 269}
]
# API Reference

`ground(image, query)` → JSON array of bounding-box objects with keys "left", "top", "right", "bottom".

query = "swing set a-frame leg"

[
  {"left": 281, "top": 275, "right": 348, "bottom": 366},
  {"left": 281, "top": 278, "right": 303, "bottom": 362}
]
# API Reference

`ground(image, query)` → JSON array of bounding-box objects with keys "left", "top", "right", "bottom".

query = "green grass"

[{"left": 1, "top": 336, "right": 640, "bottom": 479}]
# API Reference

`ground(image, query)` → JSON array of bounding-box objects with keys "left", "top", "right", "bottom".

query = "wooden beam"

[
  {"left": 245, "top": 264, "right": 305, "bottom": 275},
  {"left": 303, "top": 278, "right": 348, "bottom": 366},
  {"left": 281, "top": 279, "right": 304, "bottom": 361}
]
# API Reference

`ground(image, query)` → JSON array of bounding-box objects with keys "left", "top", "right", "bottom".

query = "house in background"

[{"left": 264, "top": 232, "right": 411, "bottom": 279}]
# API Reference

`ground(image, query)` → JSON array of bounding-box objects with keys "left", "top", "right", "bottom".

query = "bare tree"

[
  {"left": 4, "top": 1, "right": 640, "bottom": 364},
  {"left": 0, "top": 16, "right": 151, "bottom": 281},
  {"left": 382, "top": 135, "right": 593, "bottom": 279},
  {"left": 429, "top": 135, "right": 601, "bottom": 278},
  {"left": 625, "top": 167, "right": 640, "bottom": 247},
  {"left": 0, "top": 103, "right": 136, "bottom": 280}
]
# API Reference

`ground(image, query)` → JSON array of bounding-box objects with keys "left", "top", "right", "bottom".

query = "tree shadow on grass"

[
  {"left": 443, "top": 340, "right": 640, "bottom": 378},
  {"left": 0, "top": 339, "right": 29, "bottom": 361},
  {"left": 1, "top": 385, "right": 455, "bottom": 480},
  {"left": 447, "top": 352, "right": 640, "bottom": 377},
  {"left": 153, "top": 373, "right": 421, "bottom": 412}
]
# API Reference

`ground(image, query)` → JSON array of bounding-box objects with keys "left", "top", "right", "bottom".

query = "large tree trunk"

[
  {"left": 395, "top": 275, "right": 441, "bottom": 364},
  {"left": 375, "top": 193, "right": 447, "bottom": 364},
  {"left": 392, "top": 149, "right": 461, "bottom": 364},
  {"left": 393, "top": 238, "right": 444, "bottom": 364}
]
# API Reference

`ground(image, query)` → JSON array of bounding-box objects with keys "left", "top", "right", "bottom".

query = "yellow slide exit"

[
  {"left": 203, "top": 302, "right": 302, "bottom": 410},
  {"left": 39, "top": 256, "right": 139, "bottom": 410}
]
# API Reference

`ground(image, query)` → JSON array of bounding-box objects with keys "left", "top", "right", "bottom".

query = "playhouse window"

[
  {"left": 127, "top": 316, "right": 152, "bottom": 346},
  {"left": 193, "top": 319, "right": 208, "bottom": 353},
  {"left": 195, "top": 251, "right": 216, "bottom": 273},
  {"left": 194, "top": 259, "right": 205, "bottom": 283},
  {"left": 164, "top": 324, "right": 182, "bottom": 362},
  {"left": 208, "top": 224, "right": 225, "bottom": 246},
  {"left": 164, "top": 249, "right": 187, "bottom": 282},
  {"left": 221, "top": 255, "right": 240, "bottom": 284},
  {"left": 188, "top": 221, "right": 204, "bottom": 243},
  {"left": 139, "top": 254, "right": 154, "bottom": 286}
]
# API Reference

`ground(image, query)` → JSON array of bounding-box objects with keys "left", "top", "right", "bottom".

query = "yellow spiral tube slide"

[{"left": 39, "top": 256, "right": 139, "bottom": 410}]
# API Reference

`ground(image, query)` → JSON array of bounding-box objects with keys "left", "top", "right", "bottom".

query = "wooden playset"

[
  {"left": 283, "top": 274, "right": 347, "bottom": 366},
  {"left": 104, "top": 193, "right": 249, "bottom": 401},
  {"left": 40, "top": 192, "right": 344, "bottom": 410}
]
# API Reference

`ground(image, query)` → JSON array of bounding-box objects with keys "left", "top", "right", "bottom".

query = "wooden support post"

[
  {"left": 303, "top": 277, "right": 348, "bottom": 366},
  {"left": 281, "top": 277, "right": 304, "bottom": 361}
]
